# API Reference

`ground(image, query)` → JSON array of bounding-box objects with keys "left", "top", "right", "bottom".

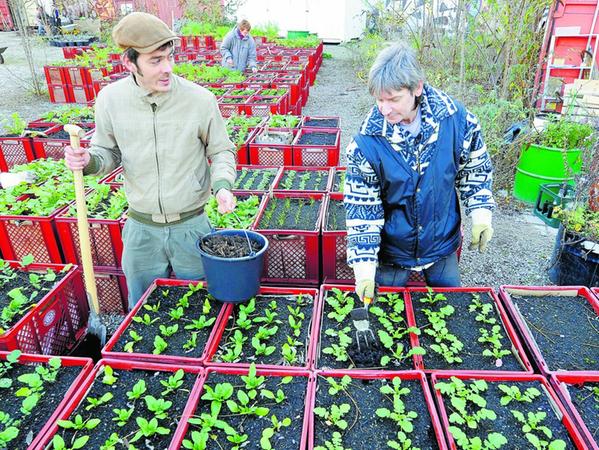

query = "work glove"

[
  {"left": 0, "top": 171, "right": 37, "bottom": 188},
  {"left": 469, "top": 208, "right": 494, "bottom": 253},
  {"left": 353, "top": 261, "right": 377, "bottom": 304},
  {"left": 216, "top": 188, "right": 236, "bottom": 214}
]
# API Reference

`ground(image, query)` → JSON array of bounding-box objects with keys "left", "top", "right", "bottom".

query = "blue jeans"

[
  {"left": 375, "top": 251, "right": 461, "bottom": 287},
  {"left": 121, "top": 213, "right": 213, "bottom": 309}
]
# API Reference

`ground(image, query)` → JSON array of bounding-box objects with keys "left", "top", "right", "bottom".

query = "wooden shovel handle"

[{"left": 65, "top": 124, "right": 100, "bottom": 315}]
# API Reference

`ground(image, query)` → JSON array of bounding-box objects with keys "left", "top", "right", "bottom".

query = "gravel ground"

[{"left": 0, "top": 35, "right": 558, "bottom": 287}]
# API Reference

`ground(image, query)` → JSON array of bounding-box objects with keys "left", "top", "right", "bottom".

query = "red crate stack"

[
  {"left": 321, "top": 193, "right": 353, "bottom": 284},
  {"left": 0, "top": 262, "right": 88, "bottom": 355},
  {"left": 0, "top": 124, "right": 57, "bottom": 171}
]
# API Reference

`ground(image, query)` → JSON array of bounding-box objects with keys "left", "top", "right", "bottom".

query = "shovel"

[
  {"left": 64, "top": 124, "right": 107, "bottom": 345},
  {"left": 350, "top": 296, "right": 377, "bottom": 353}
]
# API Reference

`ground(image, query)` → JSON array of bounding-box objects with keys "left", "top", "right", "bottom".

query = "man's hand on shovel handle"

[{"left": 64, "top": 144, "right": 91, "bottom": 171}]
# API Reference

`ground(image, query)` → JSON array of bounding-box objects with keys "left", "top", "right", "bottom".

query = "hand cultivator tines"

[{"left": 350, "top": 296, "right": 377, "bottom": 353}]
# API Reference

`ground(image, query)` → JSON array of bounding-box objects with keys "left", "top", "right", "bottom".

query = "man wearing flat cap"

[{"left": 64, "top": 12, "right": 237, "bottom": 309}]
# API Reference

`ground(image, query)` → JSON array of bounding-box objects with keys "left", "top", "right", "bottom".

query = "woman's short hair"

[
  {"left": 368, "top": 42, "right": 425, "bottom": 97},
  {"left": 238, "top": 19, "right": 251, "bottom": 31}
]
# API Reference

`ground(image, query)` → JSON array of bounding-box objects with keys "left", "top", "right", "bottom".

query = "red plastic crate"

[
  {"left": 102, "top": 278, "right": 230, "bottom": 365},
  {"left": 321, "top": 193, "right": 353, "bottom": 284},
  {"left": 232, "top": 164, "right": 281, "bottom": 195},
  {"left": 33, "top": 124, "right": 93, "bottom": 160},
  {"left": 245, "top": 97, "right": 285, "bottom": 116},
  {"left": 47, "top": 84, "right": 72, "bottom": 103},
  {"left": 431, "top": 372, "right": 587, "bottom": 450},
  {"left": 248, "top": 127, "right": 296, "bottom": 166},
  {"left": 406, "top": 286, "right": 534, "bottom": 373},
  {"left": 0, "top": 134, "right": 39, "bottom": 171},
  {"left": 0, "top": 351, "right": 93, "bottom": 450},
  {"left": 0, "top": 262, "right": 88, "bottom": 354},
  {"left": 272, "top": 166, "right": 333, "bottom": 194},
  {"left": 70, "top": 84, "right": 95, "bottom": 103},
  {"left": 98, "top": 165, "right": 123, "bottom": 185},
  {"left": 38, "top": 358, "right": 204, "bottom": 450},
  {"left": 551, "top": 373, "right": 599, "bottom": 450},
  {"left": 593, "top": 287, "right": 599, "bottom": 300},
  {"left": 218, "top": 96, "right": 251, "bottom": 117},
  {"left": 301, "top": 115, "right": 340, "bottom": 129},
  {"left": 170, "top": 366, "right": 312, "bottom": 450},
  {"left": 94, "top": 269, "right": 128, "bottom": 315},
  {"left": 203, "top": 286, "right": 319, "bottom": 370},
  {"left": 499, "top": 285, "right": 599, "bottom": 376},
  {"left": 309, "top": 370, "right": 448, "bottom": 450},
  {"left": 0, "top": 206, "right": 65, "bottom": 264},
  {"left": 62, "top": 66, "right": 91, "bottom": 85},
  {"left": 254, "top": 192, "right": 325, "bottom": 285},
  {"left": 229, "top": 125, "right": 259, "bottom": 165},
  {"left": 55, "top": 186, "right": 125, "bottom": 268},
  {"left": 292, "top": 127, "right": 341, "bottom": 167},
  {"left": 44, "top": 65, "right": 68, "bottom": 85}
]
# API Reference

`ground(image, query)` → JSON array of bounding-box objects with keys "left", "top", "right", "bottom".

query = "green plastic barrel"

[
  {"left": 513, "top": 144, "right": 582, "bottom": 203},
  {"left": 287, "top": 30, "right": 310, "bottom": 39}
]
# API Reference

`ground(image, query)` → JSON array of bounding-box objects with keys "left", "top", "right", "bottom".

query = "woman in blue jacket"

[
  {"left": 220, "top": 19, "right": 258, "bottom": 73},
  {"left": 345, "top": 42, "right": 496, "bottom": 300}
]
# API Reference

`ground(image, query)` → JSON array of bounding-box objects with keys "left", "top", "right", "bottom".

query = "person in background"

[
  {"left": 63, "top": 12, "right": 237, "bottom": 309},
  {"left": 35, "top": 6, "right": 48, "bottom": 36},
  {"left": 0, "top": 171, "right": 37, "bottom": 188},
  {"left": 344, "top": 42, "right": 495, "bottom": 302},
  {"left": 220, "top": 19, "right": 258, "bottom": 73}
]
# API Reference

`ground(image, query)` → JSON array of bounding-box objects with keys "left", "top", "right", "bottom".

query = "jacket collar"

[{"left": 360, "top": 84, "right": 457, "bottom": 137}]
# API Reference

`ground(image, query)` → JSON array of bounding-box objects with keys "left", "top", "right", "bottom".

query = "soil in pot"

[
  {"left": 303, "top": 118, "right": 339, "bottom": 128},
  {"left": 277, "top": 169, "right": 328, "bottom": 191},
  {"left": 110, "top": 284, "right": 222, "bottom": 359},
  {"left": 210, "top": 293, "right": 314, "bottom": 366},
  {"left": 313, "top": 374, "right": 440, "bottom": 450},
  {"left": 0, "top": 264, "right": 67, "bottom": 332},
  {"left": 317, "top": 289, "right": 416, "bottom": 370},
  {"left": 566, "top": 381, "right": 599, "bottom": 443},
  {"left": 200, "top": 234, "right": 263, "bottom": 257},
  {"left": 510, "top": 293, "right": 599, "bottom": 371},
  {"left": 182, "top": 369, "right": 308, "bottom": 449},
  {"left": 326, "top": 198, "right": 346, "bottom": 231},
  {"left": 297, "top": 131, "right": 336, "bottom": 146},
  {"left": 435, "top": 377, "right": 576, "bottom": 449},
  {"left": 51, "top": 364, "right": 196, "bottom": 449},
  {"left": 0, "top": 353, "right": 82, "bottom": 449},
  {"left": 234, "top": 167, "right": 278, "bottom": 191},
  {"left": 411, "top": 290, "right": 524, "bottom": 371},
  {"left": 257, "top": 197, "right": 321, "bottom": 231}
]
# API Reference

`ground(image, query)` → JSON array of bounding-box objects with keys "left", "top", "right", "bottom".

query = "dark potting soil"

[
  {"left": 0, "top": 361, "right": 80, "bottom": 449},
  {"left": 277, "top": 169, "right": 329, "bottom": 191},
  {"left": 211, "top": 293, "right": 314, "bottom": 367},
  {"left": 326, "top": 198, "right": 346, "bottom": 231},
  {"left": 110, "top": 284, "right": 222, "bottom": 359},
  {"left": 0, "top": 268, "right": 66, "bottom": 331},
  {"left": 511, "top": 294, "right": 599, "bottom": 371},
  {"left": 436, "top": 379, "right": 576, "bottom": 449},
  {"left": 313, "top": 375, "right": 440, "bottom": 450},
  {"left": 297, "top": 131, "right": 337, "bottom": 146},
  {"left": 257, "top": 197, "right": 321, "bottom": 231},
  {"left": 234, "top": 167, "right": 278, "bottom": 191},
  {"left": 317, "top": 289, "right": 414, "bottom": 370},
  {"left": 52, "top": 365, "right": 196, "bottom": 449},
  {"left": 184, "top": 371, "right": 308, "bottom": 449},
  {"left": 46, "top": 130, "right": 71, "bottom": 140},
  {"left": 200, "top": 234, "right": 263, "bottom": 257},
  {"left": 411, "top": 291, "right": 524, "bottom": 371},
  {"left": 303, "top": 118, "right": 339, "bottom": 128},
  {"left": 567, "top": 382, "right": 599, "bottom": 443},
  {"left": 331, "top": 170, "right": 345, "bottom": 192}
]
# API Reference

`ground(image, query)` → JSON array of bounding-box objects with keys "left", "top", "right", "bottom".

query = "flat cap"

[{"left": 112, "top": 12, "right": 179, "bottom": 54}]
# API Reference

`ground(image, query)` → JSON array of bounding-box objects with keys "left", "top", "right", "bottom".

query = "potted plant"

[{"left": 513, "top": 116, "right": 594, "bottom": 203}]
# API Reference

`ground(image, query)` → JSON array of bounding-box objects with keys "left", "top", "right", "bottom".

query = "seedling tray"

[
  {"left": 0, "top": 262, "right": 87, "bottom": 355},
  {"left": 102, "top": 278, "right": 230, "bottom": 366},
  {"left": 170, "top": 365, "right": 312, "bottom": 450},
  {"left": 232, "top": 165, "right": 281, "bottom": 194},
  {"left": 406, "top": 287, "right": 533, "bottom": 373},
  {"left": 309, "top": 370, "right": 447, "bottom": 450},
  {"left": 551, "top": 373, "right": 599, "bottom": 449},
  {"left": 431, "top": 372, "right": 586, "bottom": 450},
  {"left": 0, "top": 351, "right": 93, "bottom": 450},
  {"left": 203, "top": 286, "right": 319, "bottom": 370},
  {"left": 37, "top": 358, "right": 203, "bottom": 449},
  {"left": 254, "top": 192, "right": 325, "bottom": 285},
  {"left": 499, "top": 285, "right": 599, "bottom": 375},
  {"left": 272, "top": 166, "right": 333, "bottom": 193}
]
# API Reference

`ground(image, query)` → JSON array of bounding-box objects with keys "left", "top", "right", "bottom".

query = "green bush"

[{"left": 537, "top": 117, "right": 594, "bottom": 150}]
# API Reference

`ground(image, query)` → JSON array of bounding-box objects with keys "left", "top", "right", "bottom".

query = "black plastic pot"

[{"left": 548, "top": 226, "right": 599, "bottom": 286}]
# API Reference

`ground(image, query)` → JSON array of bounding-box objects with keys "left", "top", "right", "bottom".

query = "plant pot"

[
  {"left": 548, "top": 226, "right": 599, "bottom": 287},
  {"left": 513, "top": 144, "right": 582, "bottom": 203},
  {"left": 533, "top": 183, "right": 576, "bottom": 228},
  {"left": 197, "top": 229, "right": 268, "bottom": 303}
]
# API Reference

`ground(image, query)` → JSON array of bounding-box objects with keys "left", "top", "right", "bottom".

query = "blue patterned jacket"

[{"left": 344, "top": 85, "right": 495, "bottom": 267}]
